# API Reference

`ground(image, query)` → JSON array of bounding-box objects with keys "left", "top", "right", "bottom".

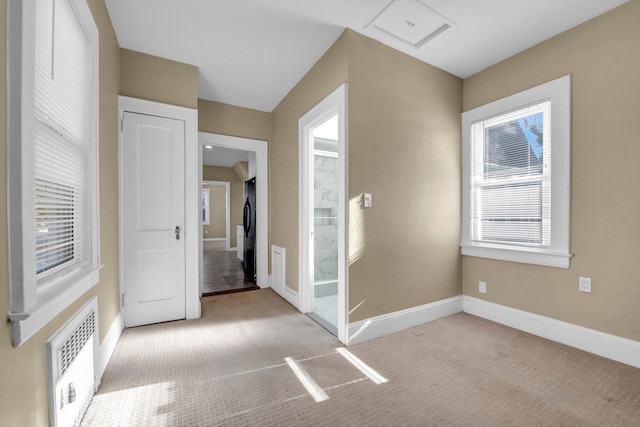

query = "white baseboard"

[
  {"left": 96, "top": 313, "right": 124, "bottom": 386},
  {"left": 284, "top": 285, "right": 299, "bottom": 309},
  {"left": 227, "top": 247, "right": 237, "bottom": 252},
  {"left": 203, "top": 237, "right": 226, "bottom": 242},
  {"left": 347, "top": 296, "right": 463, "bottom": 346},
  {"left": 463, "top": 296, "right": 640, "bottom": 369}
]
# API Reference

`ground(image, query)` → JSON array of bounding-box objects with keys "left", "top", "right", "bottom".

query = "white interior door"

[{"left": 122, "top": 112, "right": 186, "bottom": 327}]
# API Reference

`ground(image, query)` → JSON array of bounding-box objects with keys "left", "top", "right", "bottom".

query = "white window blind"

[
  {"left": 470, "top": 102, "right": 551, "bottom": 247},
  {"left": 7, "top": 0, "right": 100, "bottom": 346},
  {"left": 461, "top": 75, "right": 571, "bottom": 268},
  {"left": 34, "top": 0, "right": 92, "bottom": 281}
]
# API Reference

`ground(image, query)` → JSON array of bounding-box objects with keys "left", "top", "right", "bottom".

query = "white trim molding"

[
  {"left": 96, "top": 313, "right": 124, "bottom": 386},
  {"left": 268, "top": 271, "right": 298, "bottom": 310},
  {"left": 347, "top": 296, "right": 463, "bottom": 346},
  {"left": 462, "top": 245, "right": 572, "bottom": 269},
  {"left": 284, "top": 286, "right": 299, "bottom": 309},
  {"left": 10, "top": 269, "right": 100, "bottom": 346},
  {"left": 463, "top": 296, "right": 640, "bottom": 369}
]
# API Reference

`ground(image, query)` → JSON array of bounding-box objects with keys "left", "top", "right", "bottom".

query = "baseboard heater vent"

[{"left": 47, "top": 296, "right": 99, "bottom": 427}]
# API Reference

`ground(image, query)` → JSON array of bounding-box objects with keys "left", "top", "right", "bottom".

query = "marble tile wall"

[{"left": 314, "top": 155, "right": 339, "bottom": 283}]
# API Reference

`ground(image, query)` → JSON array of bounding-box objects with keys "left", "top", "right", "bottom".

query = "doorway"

[
  {"left": 118, "top": 96, "right": 201, "bottom": 326},
  {"left": 202, "top": 181, "right": 230, "bottom": 250},
  {"left": 201, "top": 179, "right": 256, "bottom": 295},
  {"left": 198, "top": 133, "right": 269, "bottom": 297},
  {"left": 299, "top": 84, "right": 348, "bottom": 343}
]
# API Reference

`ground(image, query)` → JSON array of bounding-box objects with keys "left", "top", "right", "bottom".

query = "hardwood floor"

[{"left": 202, "top": 241, "right": 258, "bottom": 296}]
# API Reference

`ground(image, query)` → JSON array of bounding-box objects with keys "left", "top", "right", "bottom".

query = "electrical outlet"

[
  {"left": 579, "top": 276, "right": 592, "bottom": 293},
  {"left": 205, "top": 229, "right": 208, "bottom": 234},
  {"left": 479, "top": 281, "right": 487, "bottom": 294}
]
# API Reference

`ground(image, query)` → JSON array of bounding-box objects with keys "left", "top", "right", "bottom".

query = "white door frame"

[
  {"left": 298, "top": 83, "right": 348, "bottom": 344},
  {"left": 118, "top": 96, "right": 201, "bottom": 323},
  {"left": 202, "top": 180, "right": 231, "bottom": 250},
  {"left": 199, "top": 133, "right": 269, "bottom": 290}
]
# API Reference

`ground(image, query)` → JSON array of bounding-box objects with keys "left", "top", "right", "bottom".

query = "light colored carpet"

[{"left": 82, "top": 289, "right": 640, "bottom": 426}]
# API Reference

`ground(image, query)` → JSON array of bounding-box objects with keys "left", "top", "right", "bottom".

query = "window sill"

[
  {"left": 8, "top": 267, "right": 101, "bottom": 347},
  {"left": 461, "top": 243, "right": 572, "bottom": 268}
]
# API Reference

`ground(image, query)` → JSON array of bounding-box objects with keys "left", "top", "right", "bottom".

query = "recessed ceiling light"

[{"left": 204, "top": 145, "right": 213, "bottom": 149}]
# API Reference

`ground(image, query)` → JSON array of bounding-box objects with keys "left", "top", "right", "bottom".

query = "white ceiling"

[
  {"left": 105, "top": 0, "right": 628, "bottom": 112},
  {"left": 202, "top": 145, "right": 251, "bottom": 168}
]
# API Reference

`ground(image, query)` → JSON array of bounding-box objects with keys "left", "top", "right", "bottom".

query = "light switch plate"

[{"left": 363, "top": 193, "right": 372, "bottom": 208}]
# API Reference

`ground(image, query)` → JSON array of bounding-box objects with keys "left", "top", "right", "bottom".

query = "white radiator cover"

[
  {"left": 46, "top": 296, "right": 99, "bottom": 427},
  {"left": 271, "top": 244, "right": 286, "bottom": 298}
]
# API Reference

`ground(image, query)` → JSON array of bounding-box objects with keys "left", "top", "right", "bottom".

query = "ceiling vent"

[{"left": 366, "top": 0, "right": 455, "bottom": 49}]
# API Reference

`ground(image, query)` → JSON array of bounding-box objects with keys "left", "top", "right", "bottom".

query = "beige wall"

[
  {"left": 203, "top": 184, "right": 226, "bottom": 239},
  {"left": 233, "top": 161, "right": 249, "bottom": 182},
  {"left": 0, "top": 0, "right": 122, "bottom": 424},
  {"left": 203, "top": 166, "right": 244, "bottom": 248},
  {"left": 2, "top": 0, "right": 635, "bottom": 422},
  {"left": 120, "top": 48, "right": 198, "bottom": 109},
  {"left": 462, "top": 0, "right": 640, "bottom": 341},
  {"left": 347, "top": 32, "right": 462, "bottom": 321},
  {"left": 270, "top": 31, "right": 349, "bottom": 294},
  {"left": 197, "top": 99, "right": 268, "bottom": 250},
  {"left": 270, "top": 30, "right": 462, "bottom": 321},
  {"left": 198, "top": 99, "right": 271, "bottom": 141}
]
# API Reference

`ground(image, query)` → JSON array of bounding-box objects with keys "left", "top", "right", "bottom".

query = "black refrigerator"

[{"left": 243, "top": 177, "right": 256, "bottom": 281}]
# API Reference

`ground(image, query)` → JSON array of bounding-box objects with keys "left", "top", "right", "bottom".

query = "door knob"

[{"left": 175, "top": 226, "right": 182, "bottom": 240}]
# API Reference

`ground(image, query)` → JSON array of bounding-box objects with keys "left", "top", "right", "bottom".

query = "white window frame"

[
  {"left": 202, "top": 187, "right": 211, "bottom": 225},
  {"left": 7, "top": 0, "right": 100, "bottom": 346},
  {"left": 461, "top": 75, "right": 572, "bottom": 268}
]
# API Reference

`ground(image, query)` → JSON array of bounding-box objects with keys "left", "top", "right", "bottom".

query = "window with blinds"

[
  {"left": 460, "top": 75, "right": 571, "bottom": 268},
  {"left": 8, "top": 0, "right": 99, "bottom": 345},
  {"left": 470, "top": 102, "right": 551, "bottom": 247},
  {"left": 34, "top": 0, "right": 93, "bottom": 281}
]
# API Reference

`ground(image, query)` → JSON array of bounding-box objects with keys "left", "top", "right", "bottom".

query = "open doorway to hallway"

[
  {"left": 199, "top": 133, "right": 269, "bottom": 296},
  {"left": 201, "top": 145, "right": 256, "bottom": 295}
]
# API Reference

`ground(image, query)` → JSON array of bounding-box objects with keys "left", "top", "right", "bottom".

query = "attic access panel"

[{"left": 367, "top": 0, "right": 455, "bottom": 48}]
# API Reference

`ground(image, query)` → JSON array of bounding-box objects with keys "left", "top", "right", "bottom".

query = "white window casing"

[
  {"left": 7, "top": 0, "right": 100, "bottom": 346},
  {"left": 461, "top": 75, "right": 572, "bottom": 268}
]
